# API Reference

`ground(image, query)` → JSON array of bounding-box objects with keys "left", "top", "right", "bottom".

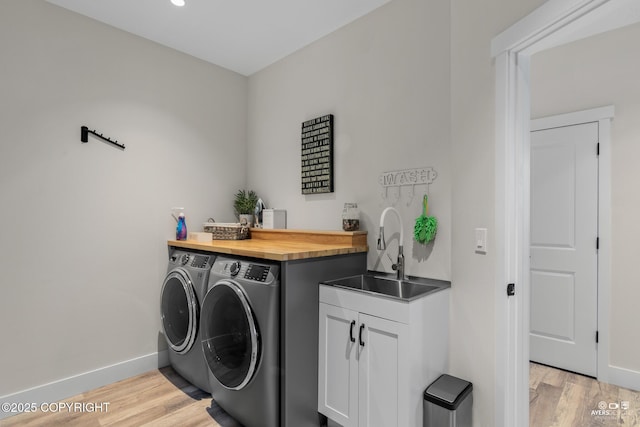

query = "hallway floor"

[{"left": 530, "top": 362, "right": 640, "bottom": 426}]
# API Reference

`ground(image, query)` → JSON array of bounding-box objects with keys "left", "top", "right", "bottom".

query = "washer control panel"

[
  {"left": 168, "top": 249, "right": 213, "bottom": 270},
  {"left": 245, "top": 264, "right": 270, "bottom": 282},
  {"left": 211, "top": 257, "right": 279, "bottom": 285}
]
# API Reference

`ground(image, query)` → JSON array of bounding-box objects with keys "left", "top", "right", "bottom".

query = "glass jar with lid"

[{"left": 342, "top": 203, "right": 360, "bottom": 231}]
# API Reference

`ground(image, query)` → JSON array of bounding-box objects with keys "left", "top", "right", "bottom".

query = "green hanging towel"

[{"left": 414, "top": 194, "right": 437, "bottom": 244}]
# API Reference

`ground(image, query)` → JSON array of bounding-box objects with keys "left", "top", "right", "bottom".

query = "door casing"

[{"left": 491, "top": 1, "right": 630, "bottom": 425}]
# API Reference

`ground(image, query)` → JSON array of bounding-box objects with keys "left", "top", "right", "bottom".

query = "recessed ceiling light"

[{"left": 171, "top": 0, "right": 185, "bottom": 6}]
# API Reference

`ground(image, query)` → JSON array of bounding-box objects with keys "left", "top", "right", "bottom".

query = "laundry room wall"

[
  {"left": 247, "top": 0, "right": 550, "bottom": 424},
  {"left": 0, "top": 0, "right": 247, "bottom": 399},
  {"left": 246, "top": 0, "right": 452, "bottom": 282},
  {"left": 449, "top": 0, "right": 547, "bottom": 425},
  {"left": 530, "top": 22, "right": 640, "bottom": 381}
]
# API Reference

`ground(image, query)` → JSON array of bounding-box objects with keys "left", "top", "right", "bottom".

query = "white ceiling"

[{"left": 46, "top": 0, "right": 392, "bottom": 76}]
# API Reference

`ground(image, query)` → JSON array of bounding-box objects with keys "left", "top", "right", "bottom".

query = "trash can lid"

[{"left": 424, "top": 374, "right": 473, "bottom": 410}]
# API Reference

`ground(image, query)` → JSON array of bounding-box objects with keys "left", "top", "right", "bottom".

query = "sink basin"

[{"left": 322, "top": 274, "right": 442, "bottom": 301}]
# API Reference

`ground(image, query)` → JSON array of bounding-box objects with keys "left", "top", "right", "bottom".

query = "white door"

[
  {"left": 358, "top": 313, "right": 404, "bottom": 427},
  {"left": 318, "top": 303, "right": 358, "bottom": 427},
  {"left": 529, "top": 122, "right": 599, "bottom": 377}
]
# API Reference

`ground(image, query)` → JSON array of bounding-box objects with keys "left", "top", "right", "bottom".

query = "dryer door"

[
  {"left": 160, "top": 269, "right": 198, "bottom": 354},
  {"left": 201, "top": 280, "right": 260, "bottom": 390}
]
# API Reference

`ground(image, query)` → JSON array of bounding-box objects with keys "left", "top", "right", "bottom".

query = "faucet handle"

[{"left": 377, "top": 226, "right": 386, "bottom": 250}]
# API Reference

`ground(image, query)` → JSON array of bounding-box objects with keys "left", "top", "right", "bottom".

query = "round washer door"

[
  {"left": 160, "top": 269, "right": 198, "bottom": 354},
  {"left": 201, "top": 280, "right": 260, "bottom": 390}
]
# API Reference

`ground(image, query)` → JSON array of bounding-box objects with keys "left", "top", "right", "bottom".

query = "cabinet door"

[
  {"left": 318, "top": 303, "right": 359, "bottom": 427},
  {"left": 358, "top": 313, "right": 406, "bottom": 427}
]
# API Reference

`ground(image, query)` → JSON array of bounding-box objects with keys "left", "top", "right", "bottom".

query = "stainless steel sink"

[{"left": 322, "top": 274, "right": 445, "bottom": 301}]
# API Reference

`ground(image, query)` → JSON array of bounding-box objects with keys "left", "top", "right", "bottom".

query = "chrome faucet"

[{"left": 377, "top": 207, "right": 405, "bottom": 280}]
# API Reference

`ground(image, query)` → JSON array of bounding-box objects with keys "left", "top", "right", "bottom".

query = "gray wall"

[
  {"left": 0, "top": 0, "right": 247, "bottom": 396},
  {"left": 531, "top": 22, "right": 640, "bottom": 375},
  {"left": 247, "top": 0, "right": 452, "bottom": 281},
  {"left": 450, "top": 0, "right": 547, "bottom": 425}
]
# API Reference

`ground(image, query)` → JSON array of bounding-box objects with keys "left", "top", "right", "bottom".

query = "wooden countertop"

[{"left": 168, "top": 228, "right": 368, "bottom": 261}]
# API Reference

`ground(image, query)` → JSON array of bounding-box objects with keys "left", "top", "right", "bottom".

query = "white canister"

[{"left": 263, "top": 209, "right": 287, "bottom": 229}]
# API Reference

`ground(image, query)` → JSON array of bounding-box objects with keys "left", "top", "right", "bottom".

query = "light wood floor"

[
  {"left": 0, "top": 367, "right": 240, "bottom": 427},
  {"left": 530, "top": 362, "right": 640, "bottom": 427},
  {"left": 3, "top": 363, "right": 639, "bottom": 426}
]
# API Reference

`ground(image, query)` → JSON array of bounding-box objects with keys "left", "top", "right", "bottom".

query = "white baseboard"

[
  {"left": 0, "top": 350, "right": 169, "bottom": 421},
  {"left": 607, "top": 364, "right": 640, "bottom": 392}
]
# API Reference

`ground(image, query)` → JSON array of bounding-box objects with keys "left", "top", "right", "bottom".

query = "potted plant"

[{"left": 233, "top": 189, "right": 259, "bottom": 225}]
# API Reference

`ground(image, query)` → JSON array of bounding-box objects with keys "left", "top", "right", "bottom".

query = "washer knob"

[
  {"left": 229, "top": 261, "right": 241, "bottom": 276},
  {"left": 181, "top": 254, "right": 190, "bottom": 265}
]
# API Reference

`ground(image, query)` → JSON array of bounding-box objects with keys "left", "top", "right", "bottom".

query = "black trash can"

[{"left": 423, "top": 374, "right": 473, "bottom": 427}]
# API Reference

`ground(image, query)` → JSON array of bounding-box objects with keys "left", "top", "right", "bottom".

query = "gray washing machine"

[
  {"left": 161, "top": 248, "right": 215, "bottom": 393},
  {"left": 201, "top": 256, "right": 280, "bottom": 427}
]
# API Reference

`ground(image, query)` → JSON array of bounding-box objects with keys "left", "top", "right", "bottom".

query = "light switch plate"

[{"left": 475, "top": 228, "right": 487, "bottom": 254}]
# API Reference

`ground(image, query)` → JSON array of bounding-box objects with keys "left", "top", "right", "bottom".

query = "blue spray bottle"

[
  {"left": 176, "top": 212, "right": 187, "bottom": 240},
  {"left": 172, "top": 208, "right": 188, "bottom": 240}
]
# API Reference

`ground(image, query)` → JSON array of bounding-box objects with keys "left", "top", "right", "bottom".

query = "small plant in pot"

[{"left": 233, "top": 189, "right": 259, "bottom": 225}]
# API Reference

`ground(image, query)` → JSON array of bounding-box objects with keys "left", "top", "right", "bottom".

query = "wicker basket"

[{"left": 203, "top": 221, "right": 250, "bottom": 240}]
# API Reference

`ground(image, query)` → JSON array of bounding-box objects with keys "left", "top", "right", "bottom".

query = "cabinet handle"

[
  {"left": 349, "top": 320, "right": 356, "bottom": 343},
  {"left": 359, "top": 323, "right": 365, "bottom": 347}
]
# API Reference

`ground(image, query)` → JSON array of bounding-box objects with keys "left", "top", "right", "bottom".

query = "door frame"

[
  {"left": 531, "top": 106, "right": 613, "bottom": 379},
  {"left": 491, "top": 1, "right": 637, "bottom": 425}
]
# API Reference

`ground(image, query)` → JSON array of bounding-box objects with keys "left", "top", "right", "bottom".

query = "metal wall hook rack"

[
  {"left": 81, "top": 126, "right": 125, "bottom": 150},
  {"left": 378, "top": 167, "right": 438, "bottom": 205}
]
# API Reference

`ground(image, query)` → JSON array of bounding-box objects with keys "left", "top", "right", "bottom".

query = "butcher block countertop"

[{"left": 168, "top": 228, "right": 368, "bottom": 261}]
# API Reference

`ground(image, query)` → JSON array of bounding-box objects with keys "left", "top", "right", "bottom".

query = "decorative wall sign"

[
  {"left": 378, "top": 167, "right": 438, "bottom": 205},
  {"left": 378, "top": 167, "right": 437, "bottom": 188},
  {"left": 301, "top": 114, "right": 334, "bottom": 194}
]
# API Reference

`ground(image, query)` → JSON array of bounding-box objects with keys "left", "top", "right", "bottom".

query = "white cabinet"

[
  {"left": 357, "top": 312, "right": 407, "bottom": 427},
  {"left": 318, "top": 284, "right": 449, "bottom": 427},
  {"left": 318, "top": 303, "right": 359, "bottom": 425}
]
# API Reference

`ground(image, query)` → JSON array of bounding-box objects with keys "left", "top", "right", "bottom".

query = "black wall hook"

[{"left": 81, "top": 126, "right": 125, "bottom": 150}]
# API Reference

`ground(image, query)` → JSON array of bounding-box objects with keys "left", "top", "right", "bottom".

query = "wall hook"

[
  {"left": 81, "top": 126, "right": 125, "bottom": 150},
  {"left": 406, "top": 184, "right": 415, "bottom": 206}
]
